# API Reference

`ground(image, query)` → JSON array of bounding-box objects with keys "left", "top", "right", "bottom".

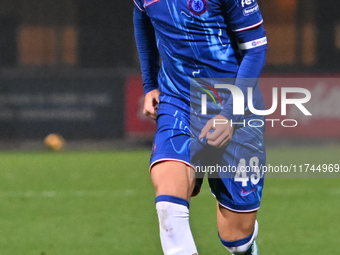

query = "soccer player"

[{"left": 133, "top": 0, "right": 267, "bottom": 254}]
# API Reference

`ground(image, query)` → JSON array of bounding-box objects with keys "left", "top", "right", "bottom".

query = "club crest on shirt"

[{"left": 188, "top": 0, "right": 208, "bottom": 15}]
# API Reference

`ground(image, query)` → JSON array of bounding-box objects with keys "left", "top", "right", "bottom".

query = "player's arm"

[
  {"left": 133, "top": 2, "right": 160, "bottom": 119},
  {"left": 219, "top": 24, "right": 267, "bottom": 123},
  {"left": 200, "top": 25, "right": 267, "bottom": 146},
  {"left": 219, "top": 0, "right": 267, "bottom": 123},
  {"left": 200, "top": 0, "right": 267, "bottom": 147}
]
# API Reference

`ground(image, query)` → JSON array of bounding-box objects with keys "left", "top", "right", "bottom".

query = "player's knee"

[{"left": 219, "top": 220, "right": 258, "bottom": 255}]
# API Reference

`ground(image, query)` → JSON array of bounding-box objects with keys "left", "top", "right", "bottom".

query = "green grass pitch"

[{"left": 0, "top": 145, "right": 339, "bottom": 254}]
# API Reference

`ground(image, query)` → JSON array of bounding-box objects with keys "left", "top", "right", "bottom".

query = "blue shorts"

[{"left": 150, "top": 97, "right": 266, "bottom": 212}]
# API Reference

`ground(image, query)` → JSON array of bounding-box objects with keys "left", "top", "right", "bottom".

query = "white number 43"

[{"left": 234, "top": 157, "right": 261, "bottom": 187}]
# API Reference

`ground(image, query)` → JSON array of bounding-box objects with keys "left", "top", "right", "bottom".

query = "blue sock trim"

[
  {"left": 218, "top": 231, "right": 253, "bottom": 247},
  {"left": 155, "top": 195, "right": 189, "bottom": 209}
]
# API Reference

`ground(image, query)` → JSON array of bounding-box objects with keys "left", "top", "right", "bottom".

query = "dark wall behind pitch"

[
  {"left": 78, "top": 0, "right": 135, "bottom": 68},
  {"left": 0, "top": 0, "right": 135, "bottom": 68},
  {"left": 0, "top": 70, "right": 125, "bottom": 140}
]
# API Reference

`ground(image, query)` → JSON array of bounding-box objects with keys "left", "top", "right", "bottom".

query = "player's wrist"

[{"left": 143, "top": 85, "right": 159, "bottom": 95}]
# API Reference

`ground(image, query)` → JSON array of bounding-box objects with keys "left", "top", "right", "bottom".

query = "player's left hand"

[{"left": 199, "top": 115, "right": 234, "bottom": 148}]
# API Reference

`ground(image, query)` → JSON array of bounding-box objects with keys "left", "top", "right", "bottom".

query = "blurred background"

[
  {"left": 0, "top": 1, "right": 339, "bottom": 255},
  {"left": 0, "top": 0, "right": 339, "bottom": 146}
]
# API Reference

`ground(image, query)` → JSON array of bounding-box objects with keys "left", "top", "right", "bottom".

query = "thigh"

[
  {"left": 150, "top": 105, "right": 197, "bottom": 201},
  {"left": 151, "top": 161, "right": 196, "bottom": 201},
  {"left": 150, "top": 111, "right": 191, "bottom": 169}
]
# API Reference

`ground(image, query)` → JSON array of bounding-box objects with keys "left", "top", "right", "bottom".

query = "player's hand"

[
  {"left": 199, "top": 115, "right": 234, "bottom": 148},
  {"left": 143, "top": 89, "right": 160, "bottom": 120}
]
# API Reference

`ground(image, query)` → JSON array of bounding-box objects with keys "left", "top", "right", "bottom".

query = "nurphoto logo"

[{"left": 201, "top": 84, "right": 312, "bottom": 128}]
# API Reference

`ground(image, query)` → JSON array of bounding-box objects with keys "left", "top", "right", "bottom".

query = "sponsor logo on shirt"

[
  {"left": 251, "top": 37, "right": 267, "bottom": 47},
  {"left": 241, "top": 0, "right": 256, "bottom": 8},
  {"left": 243, "top": 4, "right": 259, "bottom": 16},
  {"left": 238, "top": 36, "right": 267, "bottom": 50},
  {"left": 188, "top": 0, "right": 208, "bottom": 15}
]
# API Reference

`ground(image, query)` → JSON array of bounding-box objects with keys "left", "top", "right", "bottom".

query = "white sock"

[
  {"left": 156, "top": 197, "right": 198, "bottom": 255},
  {"left": 220, "top": 220, "right": 259, "bottom": 254}
]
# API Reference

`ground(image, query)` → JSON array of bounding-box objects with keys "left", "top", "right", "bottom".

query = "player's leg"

[
  {"left": 207, "top": 122, "right": 265, "bottom": 254},
  {"left": 217, "top": 205, "right": 259, "bottom": 255},
  {"left": 151, "top": 161, "right": 196, "bottom": 201},
  {"left": 151, "top": 161, "right": 198, "bottom": 255},
  {"left": 149, "top": 96, "right": 204, "bottom": 254}
]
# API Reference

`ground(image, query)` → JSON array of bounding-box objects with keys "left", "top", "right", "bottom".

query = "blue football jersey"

[{"left": 134, "top": 0, "right": 266, "bottom": 109}]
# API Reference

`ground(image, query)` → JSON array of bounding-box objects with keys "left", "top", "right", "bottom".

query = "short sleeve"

[
  {"left": 133, "top": 0, "right": 145, "bottom": 12},
  {"left": 222, "top": 0, "right": 263, "bottom": 32}
]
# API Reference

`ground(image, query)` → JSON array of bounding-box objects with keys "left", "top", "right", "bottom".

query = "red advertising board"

[
  {"left": 260, "top": 78, "right": 340, "bottom": 139},
  {"left": 125, "top": 75, "right": 340, "bottom": 139},
  {"left": 125, "top": 75, "right": 156, "bottom": 137}
]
